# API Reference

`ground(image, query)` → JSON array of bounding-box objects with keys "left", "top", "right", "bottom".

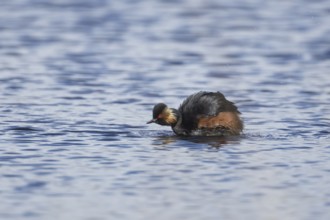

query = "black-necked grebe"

[{"left": 147, "top": 91, "right": 243, "bottom": 136}]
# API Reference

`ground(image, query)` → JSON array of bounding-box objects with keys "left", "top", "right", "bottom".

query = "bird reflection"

[{"left": 152, "top": 135, "right": 241, "bottom": 148}]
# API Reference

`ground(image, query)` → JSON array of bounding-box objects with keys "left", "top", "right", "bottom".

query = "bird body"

[{"left": 147, "top": 91, "right": 243, "bottom": 136}]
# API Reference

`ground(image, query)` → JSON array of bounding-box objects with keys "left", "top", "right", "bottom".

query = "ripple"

[
  {"left": 162, "top": 59, "right": 185, "bottom": 66},
  {"left": 111, "top": 98, "right": 141, "bottom": 104},
  {"left": 4, "top": 126, "right": 44, "bottom": 132},
  {"left": 133, "top": 130, "right": 174, "bottom": 137},
  {"left": 15, "top": 181, "right": 47, "bottom": 192},
  {"left": 40, "top": 132, "right": 66, "bottom": 136},
  {"left": 67, "top": 156, "right": 108, "bottom": 160},
  {"left": 2, "top": 174, "right": 22, "bottom": 178},
  {"left": 227, "top": 146, "right": 313, "bottom": 155},
  {"left": 0, "top": 155, "right": 42, "bottom": 161},
  {"left": 263, "top": 52, "right": 302, "bottom": 62}
]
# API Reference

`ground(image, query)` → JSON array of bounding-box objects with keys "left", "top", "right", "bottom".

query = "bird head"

[{"left": 147, "top": 103, "right": 178, "bottom": 126}]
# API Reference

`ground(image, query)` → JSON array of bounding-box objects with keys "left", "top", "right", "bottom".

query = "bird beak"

[{"left": 146, "top": 118, "right": 156, "bottom": 124}]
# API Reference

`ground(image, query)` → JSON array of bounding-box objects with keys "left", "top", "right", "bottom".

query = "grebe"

[{"left": 147, "top": 91, "right": 243, "bottom": 136}]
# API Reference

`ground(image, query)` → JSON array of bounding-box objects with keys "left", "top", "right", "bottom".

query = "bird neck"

[
  {"left": 170, "top": 109, "right": 189, "bottom": 135},
  {"left": 169, "top": 108, "right": 181, "bottom": 126}
]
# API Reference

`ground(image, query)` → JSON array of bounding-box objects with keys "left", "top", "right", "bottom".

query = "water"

[{"left": 0, "top": 0, "right": 330, "bottom": 219}]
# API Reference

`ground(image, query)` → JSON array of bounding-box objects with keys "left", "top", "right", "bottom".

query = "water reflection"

[{"left": 153, "top": 135, "right": 242, "bottom": 148}]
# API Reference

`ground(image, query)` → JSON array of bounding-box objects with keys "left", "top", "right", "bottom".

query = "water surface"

[{"left": 1, "top": 0, "right": 330, "bottom": 220}]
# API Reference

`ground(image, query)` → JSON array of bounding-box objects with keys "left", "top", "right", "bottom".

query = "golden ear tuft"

[{"left": 163, "top": 108, "right": 177, "bottom": 124}]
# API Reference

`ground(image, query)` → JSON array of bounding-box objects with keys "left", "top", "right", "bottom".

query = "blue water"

[{"left": 1, "top": 0, "right": 330, "bottom": 219}]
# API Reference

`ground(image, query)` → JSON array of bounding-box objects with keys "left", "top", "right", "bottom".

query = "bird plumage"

[{"left": 147, "top": 91, "right": 243, "bottom": 136}]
